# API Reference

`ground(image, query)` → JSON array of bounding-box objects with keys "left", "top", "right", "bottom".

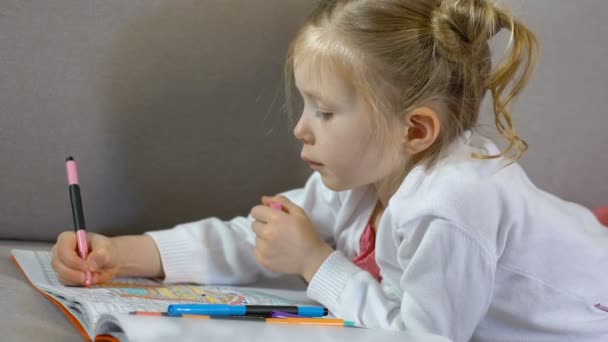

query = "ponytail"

[
  {"left": 481, "top": 8, "right": 538, "bottom": 160},
  {"left": 432, "top": 0, "right": 538, "bottom": 160}
]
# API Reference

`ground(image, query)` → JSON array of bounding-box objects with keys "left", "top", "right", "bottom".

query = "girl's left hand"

[{"left": 250, "top": 195, "right": 334, "bottom": 282}]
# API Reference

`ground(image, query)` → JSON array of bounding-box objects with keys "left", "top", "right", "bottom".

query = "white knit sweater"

[{"left": 147, "top": 132, "right": 608, "bottom": 341}]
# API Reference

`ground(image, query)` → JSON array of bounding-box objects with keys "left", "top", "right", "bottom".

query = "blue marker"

[{"left": 167, "top": 304, "right": 328, "bottom": 318}]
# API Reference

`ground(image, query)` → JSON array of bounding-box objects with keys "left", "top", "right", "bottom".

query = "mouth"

[{"left": 301, "top": 156, "right": 323, "bottom": 168}]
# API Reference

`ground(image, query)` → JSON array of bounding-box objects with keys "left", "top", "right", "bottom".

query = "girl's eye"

[{"left": 316, "top": 111, "right": 334, "bottom": 120}]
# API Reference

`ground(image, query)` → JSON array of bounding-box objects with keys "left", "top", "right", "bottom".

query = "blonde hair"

[{"left": 285, "top": 0, "right": 538, "bottom": 166}]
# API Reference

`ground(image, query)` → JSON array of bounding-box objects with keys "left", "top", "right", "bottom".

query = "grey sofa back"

[
  {"left": 1, "top": 1, "right": 606, "bottom": 241},
  {"left": 1, "top": 1, "right": 315, "bottom": 240}
]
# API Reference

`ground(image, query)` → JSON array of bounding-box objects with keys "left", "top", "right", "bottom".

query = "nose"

[{"left": 293, "top": 113, "right": 314, "bottom": 145}]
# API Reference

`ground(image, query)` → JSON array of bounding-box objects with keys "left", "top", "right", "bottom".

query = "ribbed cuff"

[
  {"left": 145, "top": 229, "right": 205, "bottom": 284},
  {"left": 307, "top": 251, "right": 361, "bottom": 313}
]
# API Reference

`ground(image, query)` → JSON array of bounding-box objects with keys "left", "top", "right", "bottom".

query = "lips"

[{"left": 301, "top": 155, "right": 323, "bottom": 166}]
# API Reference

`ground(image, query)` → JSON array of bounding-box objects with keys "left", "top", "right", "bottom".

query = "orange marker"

[
  {"left": 182, "top": 314, "right": 356, "bottom": 327},
  {"left": 266, "top": 317, "right": 356, "bottom": 327}
]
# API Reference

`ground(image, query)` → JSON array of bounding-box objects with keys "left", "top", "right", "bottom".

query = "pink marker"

[
  {"left": 66, "top": 156, "right": 92, "bottom": 287},
  {"left": 270, "top": 202, "right": 283, "bottom": 211}
]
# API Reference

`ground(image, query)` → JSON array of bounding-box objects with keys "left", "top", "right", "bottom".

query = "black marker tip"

[{"left": 66, "top": 156, "right": 74, "bottom": 161}]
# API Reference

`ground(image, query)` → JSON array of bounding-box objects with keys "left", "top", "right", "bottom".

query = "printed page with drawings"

[{"left": 10, "top": 249, "right": 306, "bottom": 341}]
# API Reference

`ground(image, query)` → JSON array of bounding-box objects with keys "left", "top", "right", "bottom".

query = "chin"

[{"left": 318, "top": 175, "right": 352, "bottom": 192}]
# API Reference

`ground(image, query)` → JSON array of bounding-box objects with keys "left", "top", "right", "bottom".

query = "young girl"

[{"left": 51, "top": 0, "right": 608, "bottom": 340}]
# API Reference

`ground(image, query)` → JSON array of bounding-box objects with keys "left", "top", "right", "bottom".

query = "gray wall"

[
  {"left": 487, "top": 0, "right": 608, "bottom": 207},
  {"left": 0, "top": 1, "right": 606, "bottom": 241},
  {"left": 0, "top": 1, "right": 315, "bottom": 240}
]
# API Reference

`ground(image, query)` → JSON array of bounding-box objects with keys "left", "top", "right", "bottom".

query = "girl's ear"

[{"left": 401, "top": 106, "right": 441, "bottom": 155}]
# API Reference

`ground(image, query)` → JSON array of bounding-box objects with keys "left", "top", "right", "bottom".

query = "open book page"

[{"left": 11, "top": 249, "right": 310, "bottom": 340}]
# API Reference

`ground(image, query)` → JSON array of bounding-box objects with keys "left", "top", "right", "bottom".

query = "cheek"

[
  {"left": 330, "top": 136, "right": 379, "bottom": 169},
  {"left": 360, "top": 141, "right": 389, "bottom": 167}
]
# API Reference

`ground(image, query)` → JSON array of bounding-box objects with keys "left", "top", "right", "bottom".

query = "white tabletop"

[{"left": 111, "top": 313, "right": 452, "bottom": 342}]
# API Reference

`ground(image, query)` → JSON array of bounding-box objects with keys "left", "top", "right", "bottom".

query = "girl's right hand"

[{"left": 51, "top": 231, "right": 121, "bottom": 286}]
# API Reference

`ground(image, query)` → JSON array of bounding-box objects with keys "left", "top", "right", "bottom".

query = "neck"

[
  {"left": 373, "top": 181, "right": 396, "bottom": 209},
  {"left": 373, "top": 157, "right": 417, "bottom": 208}
]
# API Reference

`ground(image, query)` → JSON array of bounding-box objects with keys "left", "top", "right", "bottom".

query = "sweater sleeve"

[
  {"left": 307, "top": 217, "right": 495, "bottom": 341},
  {"left": 146, "top": 172, "right": 342, "bottom": 285}
]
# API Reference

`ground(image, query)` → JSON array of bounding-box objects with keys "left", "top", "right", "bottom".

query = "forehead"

[{"left": 293, "top": 53, "right": 356, "bottom": 105}]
